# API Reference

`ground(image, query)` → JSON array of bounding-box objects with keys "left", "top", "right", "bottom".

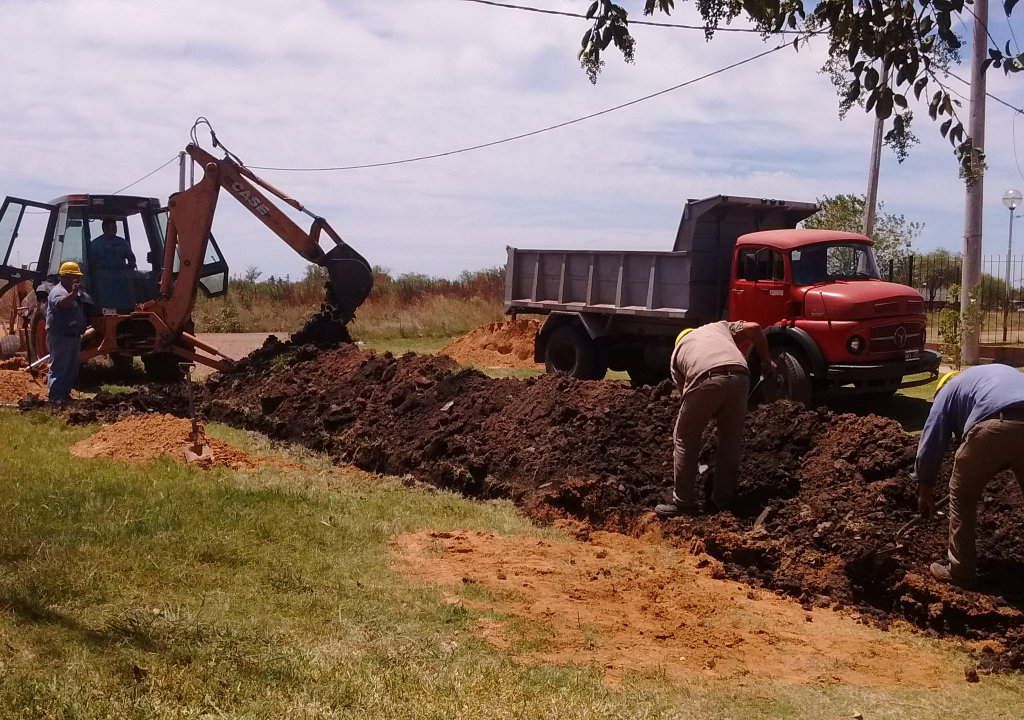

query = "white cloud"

[{"left": 0, "top": 0, "right": 1021, "bottom": 282}]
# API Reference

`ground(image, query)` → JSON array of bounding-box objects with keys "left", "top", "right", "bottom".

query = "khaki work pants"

[
  {"left": 947, "top": 417, "right": 1024, "bottom": 582},
  {"left": 673, "top": 373, "right": 748, "bottom": 509}
]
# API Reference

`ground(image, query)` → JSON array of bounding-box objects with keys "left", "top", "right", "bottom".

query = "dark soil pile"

[{"left": 66, "top": 339, "right": 1024, "bottom": 671}]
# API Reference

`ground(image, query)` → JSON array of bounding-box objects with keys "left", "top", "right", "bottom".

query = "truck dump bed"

[
  {"left": 505, "top": 195, "right": 818, "bottom": 321},
  {"left": 505, "top": 249, "right": 695, "bottom": 319}
]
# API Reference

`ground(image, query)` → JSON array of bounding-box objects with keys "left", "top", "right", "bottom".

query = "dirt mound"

[
  {"left": 64, "top": 340, "right": 1024, "bottom": 671},
  {"left": 394, "top": 529, "right": 956, "bottom": 687},
  {"left": 440, "top": 318, "right": 542, "bottom": 368},
  {"left": 0, "top": 356, "right": 27, "bottom": 370},
  {"left": 0, "top": 368, "right": 47, "bottom": 403},
  {"left": 70, "top": 413, "right": 295, "bottom": 470}
]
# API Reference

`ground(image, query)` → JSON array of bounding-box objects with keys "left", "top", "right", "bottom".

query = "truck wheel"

[
  {"left": 544, "top": 324, "right": 607, "bottom": 380},
  {"left": 142, "top": 352, "right": 185, "bottom": 383},
  {"left": 771, "top": 350, "right": 812, "bottom": 406},
  {"left": 27, "top": 302, "right": 48, "bottom": 363},
  {"left": 0, "top": 334, "right": 18, "bottom": 359}
]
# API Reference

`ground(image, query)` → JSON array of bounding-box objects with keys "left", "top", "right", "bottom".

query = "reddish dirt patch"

[
  {"left": 439, "top": 318, "right": 542, "bottom": 369},
  {"left": 69, "top": 413, "right": 297, "bottom": 471},
  {"left": 0, "top": 368, "right": 47, "bottom": 403},
  {"left": 393, "top": 529, "right": 955, "bottom": 687}
]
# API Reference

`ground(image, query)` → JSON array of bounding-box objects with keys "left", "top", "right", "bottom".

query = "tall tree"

[
  {"left": 577, "top": 0, "right": 1023, "bottom": 179},
  {"left": 801, "top": 194, "right": 922, "bottom": 268},
  {"left": 916, "top": 248, "right": 962, "bottom": 305}
]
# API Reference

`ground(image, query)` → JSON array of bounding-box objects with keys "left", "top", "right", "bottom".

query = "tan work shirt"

[{"left": 670, "top": 320, "right": 748, "bottom": 397}]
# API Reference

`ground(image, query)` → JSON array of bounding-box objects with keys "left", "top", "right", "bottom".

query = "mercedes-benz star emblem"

[{"left": 894, "top": 326, "right": 907, "bottom": 348}]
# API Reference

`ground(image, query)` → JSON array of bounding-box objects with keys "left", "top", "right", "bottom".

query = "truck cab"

[{"left": 730, "top": 229, "right": 938, "bottom": 398}]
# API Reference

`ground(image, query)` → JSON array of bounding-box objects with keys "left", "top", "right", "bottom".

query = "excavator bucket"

[{"left": 322, "top": 244, "right": 374, "bottom": 322}]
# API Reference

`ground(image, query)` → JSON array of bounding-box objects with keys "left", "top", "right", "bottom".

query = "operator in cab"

[
  {"left": 914, "top": 365, "right": 1024, "bottom": 588},
  {"left": 656, "top": 321, "right": 776, "bottom": 517},
  {"left": 91, "top": 218, "right": 137, "bottom": 312},
  {"left": 45, "top": 262, "right": 88, "bottom": 405}
]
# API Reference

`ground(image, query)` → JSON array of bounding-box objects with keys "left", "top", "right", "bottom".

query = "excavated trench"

[{"left": 59, "top": 325, "right": 1024, "bottom": 673}]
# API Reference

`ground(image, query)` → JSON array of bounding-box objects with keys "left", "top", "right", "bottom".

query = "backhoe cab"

[{"left": 0, "top": 127, "right": 373, "bottom": 381}]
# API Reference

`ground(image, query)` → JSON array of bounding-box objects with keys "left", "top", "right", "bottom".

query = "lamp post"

[{"left": 1003, "top": 189, "right": 1022, "bottom": 342}]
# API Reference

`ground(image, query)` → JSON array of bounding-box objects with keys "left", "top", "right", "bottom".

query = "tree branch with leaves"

[{"left": 578, "top": 0, "right": 1023, "bottom": 181}]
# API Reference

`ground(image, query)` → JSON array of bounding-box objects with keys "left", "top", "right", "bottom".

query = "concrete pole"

[
  {"left": 863, "top": 66, "right": 887, "bottom": 238},
  {"left": 960, "top": 0, "right": 989, "bottom": 366},
  {"left": 178, "top": 151, "right": 187, "bottom": 193},
  {"left": 863, "top": 112, "right": 883, "bottom": 238}
]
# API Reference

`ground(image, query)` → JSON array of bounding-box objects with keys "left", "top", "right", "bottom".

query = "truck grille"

[{"left": 869, "top": 322, "right": 923, "bottom": 355}]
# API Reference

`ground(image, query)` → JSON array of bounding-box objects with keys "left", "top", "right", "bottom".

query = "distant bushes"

[{"left": 193, "top": 264, "right": 505, "bottom": 338}]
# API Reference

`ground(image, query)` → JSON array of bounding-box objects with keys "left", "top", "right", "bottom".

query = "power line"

[
  {"left": 111, "top": 154, "right": 179, "bottom": 195},
  {"left": 457, "top": 0, "right": 772, "bottom": 33},
  {"left": 251, "top": 42, "right": 790, "bottom": 172}
]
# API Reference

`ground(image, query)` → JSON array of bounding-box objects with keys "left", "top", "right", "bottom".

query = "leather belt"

[
  {"left": 692, "top": 366, "right": 748, "bottom": 387},
  {"left": 988, "top": 402, "right": 1024, "bottom": 422}
]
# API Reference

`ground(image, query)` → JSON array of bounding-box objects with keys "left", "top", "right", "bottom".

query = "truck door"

[
  {"left": 730, "top": 246, "right": 789, "bottom": 325},
  {"left": 0, "top": 197, "right": 59, "bottom": 297}
]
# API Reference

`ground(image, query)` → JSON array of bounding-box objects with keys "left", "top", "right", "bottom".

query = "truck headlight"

[{"left": 847, "top": 335, "right": 865, "bottom": 354}]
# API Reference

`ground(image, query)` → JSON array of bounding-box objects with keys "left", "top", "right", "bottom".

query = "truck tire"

[
  {"left": 1, "top": 334, "right": 18, "bottom": 359},
  {"left": 771, "top": 350, "right": 812, "bottom": 406},
  {"left": 544, "top": 324, "right": 607, "bottom": 380},
  {"left": 142, "top": 352, "right": 185, "bottom": 383},
  {"left": 27, "top": 302, "right": 48, "bottom": 364}
]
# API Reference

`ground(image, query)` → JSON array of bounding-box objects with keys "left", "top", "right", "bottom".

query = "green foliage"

[
  {"left": 801, "top": 194, "right": 921, "bottom": 268},
  {"left": 916, "top": 249, "right": 961, "bottom": 304},
  {"left": 938, "top": 283, "right": 984, "bottom": 368},
  {"left": 978, "top": 273, "right": 1010, "bottom": 311},
  {"left": 579, "top": 0, "right": 1022, "bottom": 177}
]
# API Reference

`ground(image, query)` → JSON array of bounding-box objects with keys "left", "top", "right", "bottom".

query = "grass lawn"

[{"left": 3, "top": 410, "right": 1024, "bottom": 718}]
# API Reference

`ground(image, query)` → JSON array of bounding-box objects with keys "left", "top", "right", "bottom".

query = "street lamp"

[{"left": 1002, "top": 189, "right": 1022, "bottom": 342}]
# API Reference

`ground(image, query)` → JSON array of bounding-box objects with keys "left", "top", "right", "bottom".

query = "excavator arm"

[{"left": 156, "top": 142, "right": 373, "bottom": 336}]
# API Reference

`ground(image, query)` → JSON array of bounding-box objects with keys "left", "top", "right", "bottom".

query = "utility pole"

[
  {"left": 863, "top": 67, "right": 887, "bottom": 238},
  {"left": 960, "top": 0, "right": 989, "bottom": 366}
]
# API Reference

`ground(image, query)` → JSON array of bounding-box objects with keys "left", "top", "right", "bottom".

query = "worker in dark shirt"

[{"left": 914, "top": 365, "right": 1024, "bottom": 587}]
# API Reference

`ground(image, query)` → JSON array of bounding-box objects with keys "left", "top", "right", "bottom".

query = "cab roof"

[{"left": 736, "top": 228, "right": 873, "bottom": 250}]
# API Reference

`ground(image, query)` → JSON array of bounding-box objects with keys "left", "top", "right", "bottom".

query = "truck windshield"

[{"left": 790, "top": 243, "right": 880, "bottom": 286}]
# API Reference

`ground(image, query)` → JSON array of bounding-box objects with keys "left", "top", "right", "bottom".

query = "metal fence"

[{"left": 885, "top": 253, "right": 1024, "bottom": 345}]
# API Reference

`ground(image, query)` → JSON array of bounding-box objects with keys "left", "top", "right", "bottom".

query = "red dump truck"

[{"left": 504, "top": 194, "right": 940, "bottom": 402}]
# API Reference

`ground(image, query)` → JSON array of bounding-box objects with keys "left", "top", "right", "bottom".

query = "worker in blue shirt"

[
  {"left": 45, "top": 261, "right": 88, "bottom": 404},
  {"left": 914, "top": 364, "right": 1024, "bottom": 587},
  {"left": 90, "top": 218, "right": 137, "bottom": 312}
]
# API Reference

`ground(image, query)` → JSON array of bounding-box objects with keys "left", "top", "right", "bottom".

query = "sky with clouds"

[{"left": 1, "top": 0, "right": 1022, "bottom": 282}]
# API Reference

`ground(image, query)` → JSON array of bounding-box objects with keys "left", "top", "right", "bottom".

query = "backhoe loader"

[{"left": 0, "top": 121, "right": 373, "bottom": 381}]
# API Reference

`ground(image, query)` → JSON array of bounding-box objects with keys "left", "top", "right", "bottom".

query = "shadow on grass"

[{"left": 0, "top": 590, "right": 178, "bottom": 652}]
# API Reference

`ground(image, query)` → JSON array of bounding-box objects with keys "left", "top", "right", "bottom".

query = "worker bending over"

[
  {"left": 915, "top": 365, "right": 1024, "bottom": 587},
  {"left": 656, "top": 321, "right": 776, "bottom": 517}
]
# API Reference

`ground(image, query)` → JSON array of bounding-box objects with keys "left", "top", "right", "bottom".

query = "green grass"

[{"left": 3, "top": 409, "right": 1024, "bottom": 718}]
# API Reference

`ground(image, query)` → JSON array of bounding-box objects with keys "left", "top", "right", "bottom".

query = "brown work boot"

[{"left": 930, "top": 562, "right": 975, "bottom": 589}]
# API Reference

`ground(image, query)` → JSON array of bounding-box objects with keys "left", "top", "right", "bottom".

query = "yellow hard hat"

[
  {"left": 935, "top": 370, "right": 961, "bottom": 396},
  {"left": 58, "top": 261, "right": 83, "bottom": 276},
  {"left": 675, "top": 328, "right": 695, "bottom": 346}
]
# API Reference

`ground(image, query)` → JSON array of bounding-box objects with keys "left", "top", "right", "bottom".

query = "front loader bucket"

[{"left": 322, "top": 244, "right": 373, "bottom": 321}]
